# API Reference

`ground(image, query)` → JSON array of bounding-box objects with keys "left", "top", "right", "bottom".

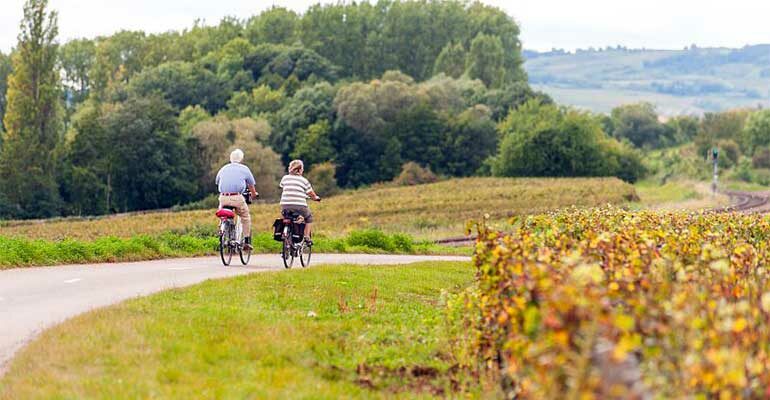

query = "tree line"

[{"left": 0, "top": 0, "right": 647, "bottom": 219}]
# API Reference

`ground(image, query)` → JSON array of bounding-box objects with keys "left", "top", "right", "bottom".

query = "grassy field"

[
  {"left": 632, "top": 179, "right": 730, "bottom": 210},
  {"left": 0, "top": 177, "right": 638, "bottom": 242},
  {"left": 0, "top": 261, "right": 486, "bottom": 399},
  {"left": 724, "top": 180, "right": 769, "bottom": 192}
]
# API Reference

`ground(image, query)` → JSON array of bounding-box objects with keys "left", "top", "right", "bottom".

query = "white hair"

[
  {"left": 288, "top": 159, "right": 304, "bottom": 175},
  {"left": 230, "top": 149, "right": 244, "bottom": 163}
]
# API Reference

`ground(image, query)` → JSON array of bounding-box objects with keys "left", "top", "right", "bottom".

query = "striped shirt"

[{"left": 279, "top": 174, "right": 313, "bottom": 206}]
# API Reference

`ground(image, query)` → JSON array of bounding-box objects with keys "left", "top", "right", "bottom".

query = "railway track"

[{"left": 714, "top": 190, "right": 770, "bottom": 214}]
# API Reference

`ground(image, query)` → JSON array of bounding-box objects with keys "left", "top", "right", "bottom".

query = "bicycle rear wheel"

[
  {"left": 219, "top": 233, "right": 232, "bottom": 266},
  {"left": 281, "top": 228, "right": 294, "bottom": 269}
]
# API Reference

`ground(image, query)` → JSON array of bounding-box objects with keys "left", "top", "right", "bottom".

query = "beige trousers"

[{"left": 219, "top": 194, "right": 252, "bottom": 237}]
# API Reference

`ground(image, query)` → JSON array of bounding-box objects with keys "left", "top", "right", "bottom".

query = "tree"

[
  {"left": 298, "top": 2, "right": 378, "bottom": 78},
  {"left": 102, "top": 96, "right": 196, "bottom": 211},
  {"left": 0, "top": 52, "right": 14, "bottom": 135},
  {"left": 742, "top": 110, "right": 770, "bottom": 154},
  {"left": 695, "top": 109, "right": 751, "bottom": 155},
  {"left": 305, "top": 161, "right": 340, "bottom": 196},
  {"left": 466, "top": 33, "right": 505, "bottom": 88},
  {"left": 271, "top": 82, "right": 336, "bottom": 161},
  {"left": 60, "top": 100, "right": 110, "bottom": 215},
  {"left": 752, "top": 147, "right": 770, "bottom": 169},
  {"left": 190, "top": 115, "right": 281, "bottom": 199},
  {"left": 225, "top": 85, "right": 285, "bottom": 118},
  {"left": 610, "top": 103, "right": 668, "bottom": 148},
  {"left": 665, "top": 115, "right": 699, "bottom": 146},
  {"left": 493, "top": 100, "right": 644, "bottom": 182},
  {"left": 291, "top": 119, "right": 335, "bottom": 165},
  {"left": 389, "top": 102, "right": 444, "bottom": 170},
  {"left": 89, "top": 30, "right": 147, "bottom": 100},
  {"left": 420, "top": 74, "right": 486, "bottom": 114},
  {"left": 246, "top": 7, "right": 298, "bottom": 45},
  {"left": 440, "top": 105, "right": 498, "bottom": 176},
  {"left": 475, "top": 82, "right": 552, "bottom": 121},
  {"left": 128, "top": 61, "right": 230, "bottom": 114},
  {"left": 177, "top": 105, "right": 210, "bottom": 136},
  {"left": 433, "top": 42, "right": 467, "bottom": 79},
  {"left": 59, "top": 38, "right": 95, "bottom": 105},
  {"left": 201, "top": 37, "right": 255, "bottom": 89},
  {"left": 0, "top": 0, "right": 63, "bottom": 218},
  {"left": 466, "top": 2, "right": 526, "bottom": 83},
  {"left": 331, "top": 121, "right": 402, "bottom": 187}
]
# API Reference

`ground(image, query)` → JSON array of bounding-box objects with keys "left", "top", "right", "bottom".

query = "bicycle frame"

[{"left": 219, "top": 216, "right": 242, "bottom": 246}]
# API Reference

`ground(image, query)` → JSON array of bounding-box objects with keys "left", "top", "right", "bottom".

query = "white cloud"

[{"left": 1, "top": 0, "right": 769, "bottom": 53}]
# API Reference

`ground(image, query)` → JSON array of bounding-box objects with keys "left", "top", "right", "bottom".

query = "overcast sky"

[{"left": 1, "top": 0, "right": 769, "bottom": 53}]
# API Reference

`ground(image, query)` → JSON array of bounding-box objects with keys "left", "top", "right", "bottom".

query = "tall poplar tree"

[{"left": 0, "top": 0, "right": 62, "bottom": 218}]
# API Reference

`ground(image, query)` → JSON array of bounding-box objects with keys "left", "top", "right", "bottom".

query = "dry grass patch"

[{"left": 0, "top": 177, "right": 637, "bottom": 241}]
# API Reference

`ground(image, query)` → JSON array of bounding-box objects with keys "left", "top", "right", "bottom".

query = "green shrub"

[
  {"left": 752, "top": 147, "right": 770, "bottom": 169},
  {"left": 392, "top": 162, "right": 439, "bottom": 186},
  {"left": 347, "top": 229, "right": 395, "bottom": 252},
  {"left": 391, "top": 233, "right": 414, "bottom": 253},
  {"left": 0, "top": 229, "right": 422, "bottom": 269},
  {"left": 493, "top": 100, "right": 645, "bottom": 183},
  {"left": 346, "top": 229, "right": 416, "bottom": 252}
]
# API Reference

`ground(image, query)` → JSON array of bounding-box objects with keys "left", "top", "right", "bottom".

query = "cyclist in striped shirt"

[{"left": 280, "top": 160, "right": 321, "bottom": 244}]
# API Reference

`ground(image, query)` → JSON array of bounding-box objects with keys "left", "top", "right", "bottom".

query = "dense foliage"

[
  {"left": 465, "top": 207, "right": 770, "bottom": 398},
  {"left": 0, "top": 0, "right": 652, "bottom": 219},
  {"left": 494, "top": 100, "right": 645, "bottom": 182},
  {"left": 0, "top": 0, "right": 62, "bottom": 219}
]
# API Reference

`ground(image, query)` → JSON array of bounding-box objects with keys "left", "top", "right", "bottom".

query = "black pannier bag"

[
  {"left": 272, "top": 219, "right": 284, "bottom": 242},
  {"left": 291, "top": 223, "right": 306, "bottom": 243}
]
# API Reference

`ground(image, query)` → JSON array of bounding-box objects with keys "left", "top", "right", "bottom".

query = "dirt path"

[{"left": 0, "top": 253, "right": 469, "bottom": 375}]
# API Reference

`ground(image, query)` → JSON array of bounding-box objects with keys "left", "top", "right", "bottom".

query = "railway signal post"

[{"left": 712, "top": 147, "right": 719, "bottom": 194}]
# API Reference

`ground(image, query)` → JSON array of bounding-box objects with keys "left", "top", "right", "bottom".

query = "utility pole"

[{"left": 712, "top": 147, "right": 719, "bottom": 194}]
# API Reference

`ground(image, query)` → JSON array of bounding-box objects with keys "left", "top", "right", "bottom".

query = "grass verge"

[
  {"left": 0, "top": 229, "right": 467, "bottom": 269},
  {"left": 0, "top": 262, "right": 483, "bottom": 399},
  {"left": 631, "top": 179, "right": 729, "bottom": 210}
]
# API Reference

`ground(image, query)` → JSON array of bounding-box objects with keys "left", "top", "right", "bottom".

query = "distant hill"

[{"left": 523, "top": 45, "right": 770, "bottom": 115}]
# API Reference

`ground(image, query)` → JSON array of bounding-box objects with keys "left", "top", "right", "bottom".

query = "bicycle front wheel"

[
  {"left": 239, "top": 245, "right": 251, "bottom": 265},
  {"left": 237, "top": 219, "right": 251, "bottom": 265},
  {"left": 300, "top": 241, "right": 311, "bottom": 268}
]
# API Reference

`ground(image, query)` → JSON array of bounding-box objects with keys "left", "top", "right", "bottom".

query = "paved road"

[{"left": 0, "top": 254, "right": 469, "bottom": 373}]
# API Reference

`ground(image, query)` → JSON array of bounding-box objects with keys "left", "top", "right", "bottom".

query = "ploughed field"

[
  {"left": 0, "top": 177, "right": 636, "bottom": 241},
  {"left": 466, "top": 207, "right": 770, "bottom": 398}
]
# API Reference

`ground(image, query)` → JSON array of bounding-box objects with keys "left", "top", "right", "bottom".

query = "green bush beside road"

[{"left": 0, "top": 229, "right": 462, "bottom": 269}]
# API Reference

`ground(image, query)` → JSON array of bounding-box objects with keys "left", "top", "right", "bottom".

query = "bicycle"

[
  {"left": 275, "top": 210, "right": 311, "bottom": 269},
  {"left": 215, "top": 191, "right": 254, "bottom": 266}
]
